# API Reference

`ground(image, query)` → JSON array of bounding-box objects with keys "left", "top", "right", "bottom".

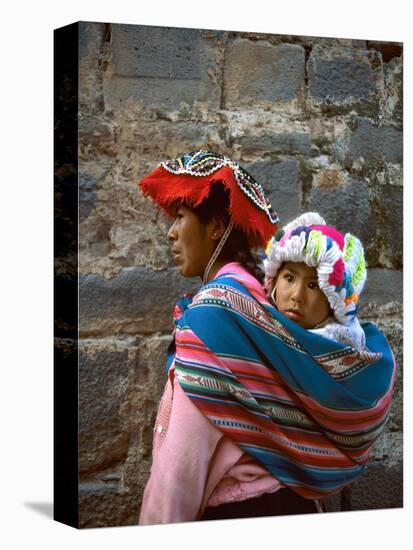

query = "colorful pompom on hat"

[
  {"left": 264, "top": 212, "right": 367, "bottom": 325},
  {"left": 138, "top": 149, "right": 279, "bottom": 248}
]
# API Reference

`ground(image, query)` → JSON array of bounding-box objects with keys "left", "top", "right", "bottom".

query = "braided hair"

[{"left": 190, "top": 183, "right": 265, "bottom": 284}]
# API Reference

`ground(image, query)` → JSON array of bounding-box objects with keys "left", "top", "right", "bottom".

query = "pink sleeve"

[{"left": 139, "top": 373, "right": 224, "bottom": 525}]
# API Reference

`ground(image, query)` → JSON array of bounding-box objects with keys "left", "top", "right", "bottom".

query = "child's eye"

[
  {"left": 308, "top": 281, "right": 319, "bottom": 290},
  {"left": 284, "top": 273, "right": 293, "bottom": 282}
]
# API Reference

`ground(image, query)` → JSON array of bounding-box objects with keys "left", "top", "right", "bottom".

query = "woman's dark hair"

[{"left": 190, "top": 183, "right": 265, "bottom": 284}]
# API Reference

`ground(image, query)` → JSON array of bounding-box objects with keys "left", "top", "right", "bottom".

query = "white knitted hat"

[{"left": 264, "top": 213, "right": 367, "bottom": 325}]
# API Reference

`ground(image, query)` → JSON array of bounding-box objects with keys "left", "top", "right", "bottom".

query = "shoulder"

[
  {"left": 185, "top": 278, "right": 272, "bottom": 334},
  {"left": 173, "top": 292, "right": 195, "bottom": 322}
]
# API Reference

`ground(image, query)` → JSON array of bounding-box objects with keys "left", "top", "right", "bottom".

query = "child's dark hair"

[{"left": 190, "top": 183, "right": 264, "bottom": 284}]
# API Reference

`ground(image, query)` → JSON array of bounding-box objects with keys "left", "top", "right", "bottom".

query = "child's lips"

[{"left": 284, "top": 309, "right": 303, "bottom": 320}]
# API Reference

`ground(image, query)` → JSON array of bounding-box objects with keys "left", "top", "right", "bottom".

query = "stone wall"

[{"left": 75, "top": 22, "right": 403, "bottom": 527}]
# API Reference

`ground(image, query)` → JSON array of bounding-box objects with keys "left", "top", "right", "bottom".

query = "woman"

[{"left": 138, "top": 150, "right": 396, "bottom": 525}]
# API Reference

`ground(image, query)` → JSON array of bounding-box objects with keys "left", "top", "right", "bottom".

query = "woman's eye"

[
  {"left": 284, "top": 273, "right": 293, "bottom": 282},
  {"left": 308, "top": 282, "right": 319, "bottom": 290}
]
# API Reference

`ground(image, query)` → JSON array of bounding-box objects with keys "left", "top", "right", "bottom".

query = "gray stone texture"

[
  {"left": 79, "top": 22, "right": 104, "bottom": 61},
  {"left": 346, "top": 117, "right": 403, "bottom": 165},
  {"left": 360, "top": 269, "right": 403, "bottom": 307},
  {"left": 79, "top": 172, "right": 98, "bottom": 223},
  {"left": 79, "top": 267, "right": 199, "bottom": 336},
  {"left": 382, "top": 55, "right": 403, "bottom": 125},
  {"left": 360, "top": 302, "right": 403, "bottom": 433},
  {"left": 245, "top": 160, "right": 301, "bottom": 224},
  {"left": 344, "top": 462, "right": 403, "bottom": 511},
  {"left": 77, "top": 335, "right": 170, "bottom": 527},
  {"left": 344, "top": 302, "right": 403, "bottom": 511},
  {"left": 223, "top": 39, "right": 305, "bottom": 108},
  {"left": 74, "top": 23, "right": 403, "bottom": 527},
  {"left": 103, "top": 25, "right": 224, "bottom": 111},
  {"left": 307, "top": 175, "right": 376, "bottom": 258},
  {"left": 79, "top": 22, "right": 106, "bottom": 114},
  {"left": 79, "top": 339, "right": 135, "bottom": 474},
  {"left": 237, "top": 132, "right": 311, "bottom": 156},
  {"left": 370, "top": 183, "right": 403, "bottom": 268},
  {"left": 308, "top": 45, "right": 383, "bottom": 115},
  {"left": 79, "top": 114, "right": 118, "bottom": 160}
]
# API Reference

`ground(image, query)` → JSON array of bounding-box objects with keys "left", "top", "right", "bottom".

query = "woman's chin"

[{"left": 177, "top": 265, "right": 196, "bottom": 278}]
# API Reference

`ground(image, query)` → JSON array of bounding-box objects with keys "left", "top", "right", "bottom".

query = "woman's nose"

[{"left": 167, "top": 222, "right": 176, "bottom": 241}]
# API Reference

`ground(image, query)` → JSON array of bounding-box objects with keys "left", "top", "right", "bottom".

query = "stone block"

[
  {"left": 312, "top": 168, "right": 346, "bottom": 188},
  {"left": 79, "top": 172, "right": 98, "bottom": 223},
  {"left": 79, "top": 490, "right": 139, "bottom": 528},
  {"left": 237, "top": 132, "right": 310, "bottom": 156},
  {"left": 387, "top": 353, "right": 403, "bottom": 431},
  {"left": 110, "top": 25, "right": 205, "bottom": 79},
  {"left": 383, "top": 56, "right": 403, "bottom": 124},
  {"left": 307, "top": 176, "right": 375, "bottom": 255},
  {"left": 78, "top": 334, "right": 171, "bottom": 527},
  {"left": 79, "top": 267, "right": 199, "bottom": 336},
  {"left": 78, "top": 114, "right": 118, "bottom": 160},
  {"left": 370, "top": 184, "right": 403, "bottom": 268},
  {"left": 388, "top": 377, "right": 403, "bottom": 432},
  {"left": 78, "top": 339, "right": 139, "bottom": 474},
  {"left": 346, "top": 118, "right": 402, "bottom": 165},
  {"left": 117, "top": 118, "right": 224, "bottom": 161},
  {"left": 104, "top": 25, "right": 223, "bottom": 110},
  {"left": 79, "top": 22, "right": 105, "bottom": 64},
  {"left": 345, "top": 462, "right": 403, "bottom": 511},
  {"left": 223, "top": 40, "right": 305, "bottom": 108},
  {"left": 321, "top": 493, "right": 341, "bottom": 513},
  {"left": 79, "top": 22, "right": 106, "bottom": 114},
  {"left": 360, "top": 269, "right": 403, "bottom": 308},
  {"left": 359, "top": 300, "right": 403, "bottom": 432},
  {"left": 308, "top": 45, "right": 382, "bottom": 114},
  {"left": 371, "top": 431, "right": 403, "bottom": 468},
  {"left": 78, "top": 165, "right": 173, "bottom": 277},
  {"left": 245, "top": 160, "right": 301, "bottom": 225}
]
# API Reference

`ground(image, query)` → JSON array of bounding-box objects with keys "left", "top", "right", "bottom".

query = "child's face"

[{"left": 272, "top": 261, "right": 330, "bottom": 329}]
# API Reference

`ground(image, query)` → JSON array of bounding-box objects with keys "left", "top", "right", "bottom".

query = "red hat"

[{"left": 138, "top": 150, "right": 278, "bottom": 248}]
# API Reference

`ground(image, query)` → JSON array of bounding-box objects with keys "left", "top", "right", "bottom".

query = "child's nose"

[{"left": 291, "top": 282, "right": 305, "bottom": 302}]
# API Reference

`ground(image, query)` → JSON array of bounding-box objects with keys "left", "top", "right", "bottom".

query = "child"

[{"left": 264, "top": 212, "right": 367, "bottom": 350}]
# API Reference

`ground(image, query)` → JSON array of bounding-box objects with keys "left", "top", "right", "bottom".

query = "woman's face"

[
  {"left": 167, "top": 205, "right": 217, "bottom": 278},
  {"left": 272, "top": 261, "right": 330, "bottom": 329}
]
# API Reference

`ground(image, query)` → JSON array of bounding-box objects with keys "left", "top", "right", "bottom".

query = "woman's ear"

[{"left": 210, "top": 217, "right": 226, "bottom": 240}]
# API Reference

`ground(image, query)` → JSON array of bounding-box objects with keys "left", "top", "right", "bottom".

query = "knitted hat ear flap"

[
  {"left": 343, "top": 233, "right": 367, "bottom": 296},
  {"left": 315, "top": 232, "right": 366, "bottom": 325}
]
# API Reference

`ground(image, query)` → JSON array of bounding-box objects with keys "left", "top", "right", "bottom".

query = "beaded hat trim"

[
  {"left": 139, "top": 149, "right": 279, "bottom": 248},
  {"left": 161, "top": 150, "right": 279, "bottom": 226}
]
